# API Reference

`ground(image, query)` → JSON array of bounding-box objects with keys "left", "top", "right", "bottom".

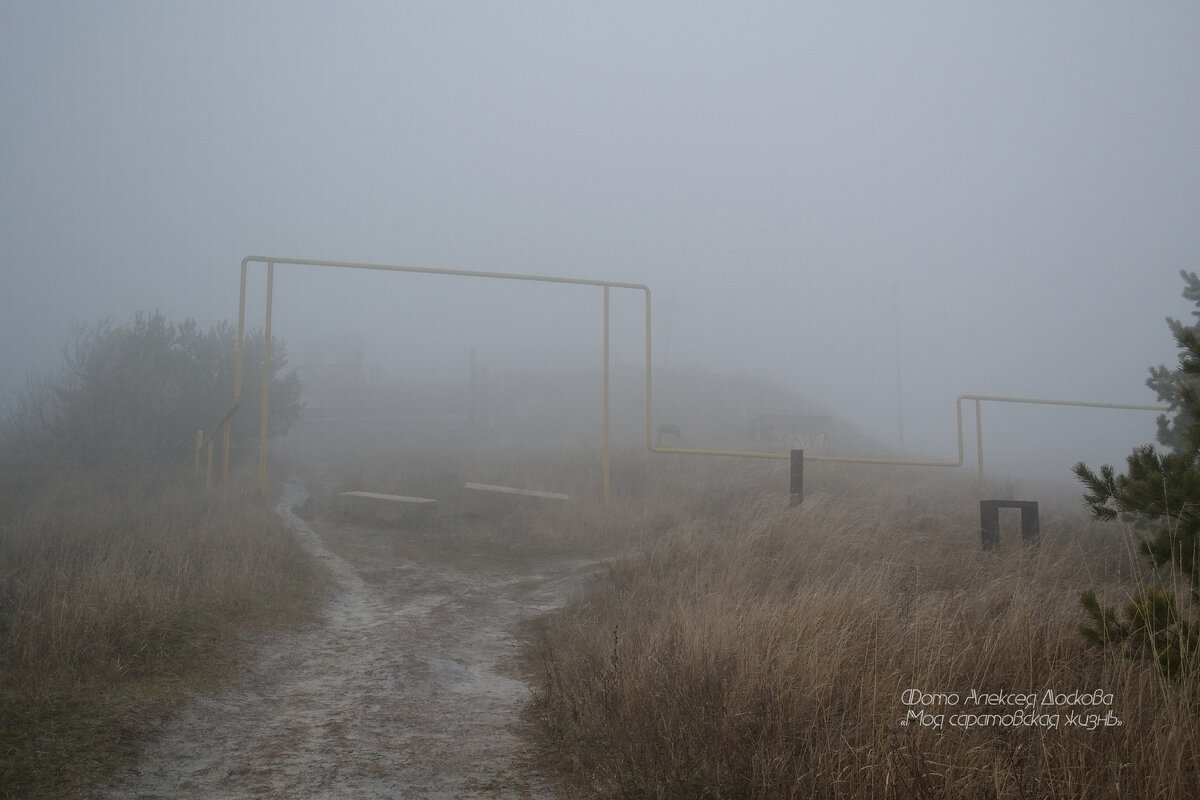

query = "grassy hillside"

[
  {"left": 283, "top": 364, "right": 887, "bottom": 461},
  {"left": 515, "top": 456, "right": 1198, "bottom": 799}
]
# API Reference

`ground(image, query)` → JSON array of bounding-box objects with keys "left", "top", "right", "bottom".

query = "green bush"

[
  {"left": 5, "top": 312, "right": 301, "bottom": 475},
  {"left": 1075, "top": 270, "right": 1200, "bottom": 678}
]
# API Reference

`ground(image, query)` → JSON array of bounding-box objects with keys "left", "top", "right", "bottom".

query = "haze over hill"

[
  {"left": 282, "top": 362, "right": 882, "bottom": 458},
  {"left": 4, "top": 3, "right": 1197, "bottom": 486}
]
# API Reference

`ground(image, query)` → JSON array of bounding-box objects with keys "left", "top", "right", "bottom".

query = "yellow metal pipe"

[
  {"left": 975, "top": 397, "right": 984, "bottom": 486},
  {"left": 235, "top": 256, "right": 651, "bottom": 499},
  {"left": 194, "top": 429, "right": 203, "bottom": 478},
  {"left": 602, "top": 285, "right": 611, "bottom": 506},
  {"left": 958, "top": 393, "right": 1166, "bottom": 412},
  {"left": 225, "top": 261, "right": 248, "bottom": 495},
  {"left": 644, "top": 285, "right": 653, "bottom": 454},
  {"left": 645, "top": 393, "right": 1167, "bottom": 475},
  {"left": 257, "top": 262, "right": 274, "bottom": 497},
  {"left": 644, "top": 445, "right": 966, "bottom": 466},
  {"left": 954, "top": 394, "right": 964, "bottom": 465},
  {"left": 241, "top": 255, "right": 649, "bottom": 292},
  {"left": 218, "top": 422, "right": 229, "bottom": 490},
  {"left": 227, "top": 255, "right": 1171, "bottom": 496},
  {"left": 193, "top": 404, "right": 238, "bottom": 489}
]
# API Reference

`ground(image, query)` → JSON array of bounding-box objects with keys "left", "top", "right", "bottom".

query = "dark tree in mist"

[
  {"left": 7, "top": 312, "right": 301, "bottom": 474},
  {"left": 1147, "top": 270, "right": 1200, "bottom": 452},
  {"left": 1074, "top": 271, "right": 1200, "bottom": 677}
]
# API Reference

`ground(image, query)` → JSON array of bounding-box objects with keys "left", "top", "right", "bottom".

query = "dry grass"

[
  {"left": 0, "top": 466, "right": 328, "bottom": 799},
  {"left": 305, "top": 443, "right": 795, "bottom": 552},
  {"left": 273, "top": 442, "right": 1200, "bottom": 796},
  {"left": 520, "top": 456, "right": 1200, "bottom": 799}
]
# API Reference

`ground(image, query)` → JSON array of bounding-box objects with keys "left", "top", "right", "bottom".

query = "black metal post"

[
  {"left": 980, "top": 500, "right": 1001, "bottom": 550},
  {"left": 790, "top": 449, "right": 804, "bottom": 507}
]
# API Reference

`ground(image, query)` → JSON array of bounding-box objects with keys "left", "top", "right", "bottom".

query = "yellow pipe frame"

[
  {"left": 194, "top": 402, "right": 239, "bottom": 493},
  {"left": 226, "top": 255, "right": 1170, "bottom": 498},
  {"left": 646, "top": 393, "right": 1168, "bottom": 485},
  {"left": 229, "top": 256, "right": 650, "bottom": 497}
]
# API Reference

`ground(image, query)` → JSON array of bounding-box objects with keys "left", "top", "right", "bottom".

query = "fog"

[{"left": 3, "top": 2, "right": 1199, "bottom": 482}]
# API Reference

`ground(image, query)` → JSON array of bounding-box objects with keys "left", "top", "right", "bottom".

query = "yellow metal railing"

[
  {"left": 647, "top": 393, "right": 1168, "bottom": 484},
  {"left": 225, "top": 254, "right": 1170, "bottom": 499},
  {"left": 194, "top": 402, "right": 239, "bottom": 491},
  {"left": 958, "top": 394, "right": 1167, "bottom": 483},
  {"left": 229, "top": 256, "right": 650, "bottom": 500}
]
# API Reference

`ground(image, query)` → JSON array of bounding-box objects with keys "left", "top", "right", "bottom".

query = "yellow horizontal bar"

[
  {"left": 959, "top": 393, "right": 1166, "bottom": 412},
  {"left": 808, "top": 453, "right": 964, "bottom": 466},
  {"left": 648, "top": 445, "right": 791, "bottom": 460},
  {"left": 646, "top": 394, "right": 1167, "bottom": 468},
  {"left": 231, "top": 256, "right": 1172, "bottom": 485},
  {"left": 646, "top": 445, "right": 962, "bottom": 467},
  {"left": 241, "top": 255, "right": 649, "bottom": 293}
]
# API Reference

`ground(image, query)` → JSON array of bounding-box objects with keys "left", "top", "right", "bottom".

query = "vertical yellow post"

[
  {"left": 194, "top": 430, "right": 203, "bottom": 478},
  {"left": 603, "top": 286, "right": 611, "bottom": 506},
  {"left": 257, "top": 261, "right": 274, "bottom": 497},
  {"left": 644, "top": 287, "right": 653, "bottom": 450},
  {"left": 975, "top": 398, "right": 984, "bottom": 491},
  {"left": 225, "top": 262, "right": 249, "bottom": 494},
  {"left": 955, "top": 397, "right": 963, "bottom": 461}
]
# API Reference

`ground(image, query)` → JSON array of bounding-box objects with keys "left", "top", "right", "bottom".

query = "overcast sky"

[{"left": 3, "top": 2, "right": 1198, "bottom": 478}]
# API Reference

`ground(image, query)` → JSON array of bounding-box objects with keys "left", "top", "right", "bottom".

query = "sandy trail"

[{"left": 102, "top": 482, "right": 591, "bottom": 799}]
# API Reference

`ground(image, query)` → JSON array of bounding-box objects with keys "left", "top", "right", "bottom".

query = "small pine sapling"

[{"left": 1074, "top": 271, "right": 1200, "bottom": 678}]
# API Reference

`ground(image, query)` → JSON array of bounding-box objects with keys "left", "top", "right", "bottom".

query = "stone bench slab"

[
  {"left": 462, "top": 482, "right": 569, "bottom": 516},
  {"left": 339, "top": 491, "right": 438, "bottom": 525}
]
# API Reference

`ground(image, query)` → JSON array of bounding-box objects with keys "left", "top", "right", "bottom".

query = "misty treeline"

[{"left": 2, "top": 311, "right": 301, "bottom": 479}]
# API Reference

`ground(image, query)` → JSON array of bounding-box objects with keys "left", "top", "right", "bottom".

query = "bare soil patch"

[{"left": 101, "top": 481, "right": 599, "bottom": 799}]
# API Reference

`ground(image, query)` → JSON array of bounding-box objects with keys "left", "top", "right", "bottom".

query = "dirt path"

[{"left": 102, "top": 482, "right": 594, "bottom": 799}]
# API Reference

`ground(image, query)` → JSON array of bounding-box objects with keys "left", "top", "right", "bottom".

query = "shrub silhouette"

[
  {"left": 1075, "top": 270, "right": 1200, "bottom": 678},
  {"left": 7, "top": 311, "right": 301, "bottom": 474}
]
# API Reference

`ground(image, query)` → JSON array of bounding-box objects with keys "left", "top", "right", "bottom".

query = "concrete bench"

[
  {"left": 339, "top": 491, "right": 438, "bottom": 525},
  {"left": 462, "top": 482, "right": 569, "bottom": 516}
]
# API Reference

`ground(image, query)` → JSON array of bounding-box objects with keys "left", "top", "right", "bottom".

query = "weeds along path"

[{"left": 102, "top": 481, "right": 593, "bottom": 799}]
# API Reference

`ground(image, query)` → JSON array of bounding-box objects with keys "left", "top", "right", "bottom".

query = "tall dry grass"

[
  {"left": 0, "top": 467, "right": 327, "bottom": 799},
  {"left": 307, "top": 443, "right": 795, "bottom": 548},
  {"left": 525, "top": 460, "right": 1200, "bottom": 799}
]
